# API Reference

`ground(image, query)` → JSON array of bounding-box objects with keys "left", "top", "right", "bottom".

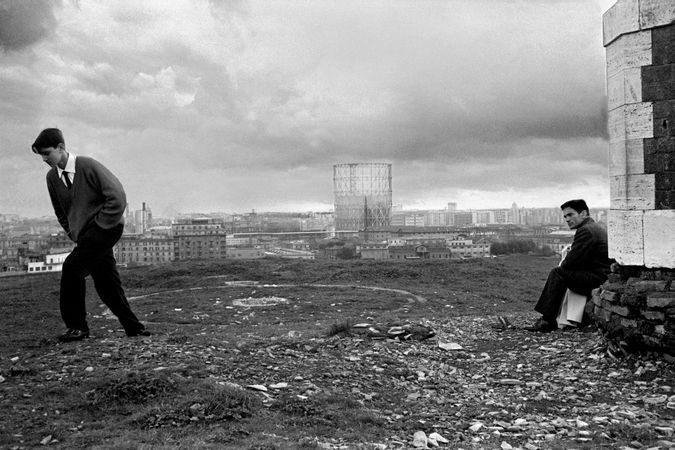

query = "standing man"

[
  {"left": 32, "top": 128, "right": 150, "bottom": 342},
  {"left": 525, "top": 199, "right": 612, "bottom": 332}
]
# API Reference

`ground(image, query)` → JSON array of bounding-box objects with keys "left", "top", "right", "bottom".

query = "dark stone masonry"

[{"left": 591, "top": 264, "right": 675, "bottom": 356}]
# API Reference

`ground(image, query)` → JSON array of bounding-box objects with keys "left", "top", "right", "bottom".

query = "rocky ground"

[{"left": 0, "top": 256, "right": 673, "bottom": 449}]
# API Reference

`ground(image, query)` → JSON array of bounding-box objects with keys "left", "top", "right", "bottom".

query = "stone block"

[
  {"left": 647, "top": 292, "right": 675, "bottom": 308},
  {"left": 611, "top": 304, "right": 632, "bottom": 317},
  {"left": 620, "top": 317, "right": 639, "bottom": 328},
  {"left": 644, "top": 210, "right": 675, "bottom": 268},
  {"left": 606, "top": 31, "right": 652, "bottom": 79},
  {"left": 606, "top": 274, "right": 623, "bottom": 283},
  {"left": 626, "top": 102, "right": 655, "bottom": 139},
  {"left": 642, "top": 64, "right": 675, "bottom": 84},
  {"left": 608, "top": 210, "right": 644, "bottom": 265},
  {"left": 620, "top": 293, "right": 644, "bottom": 307},
  {"left": 626, "top": 279, "right": 668, "bottom": 292},
  {"left": 655, "top": 173, "right": 675, "bottom": 190},
  {"left": 645, "top": 152, "right": 672, "bottom": 173},
  {"left": 608, "top": 68, "right": 643, "bottom": 111},
  {"left": 653, "top": 99, "right": 675, "bottom": 118},
  {"left": 601, "top": 307, "right": 613, "bottom": 322},
  {"left": 656, "top": 190, "right": 675, "bottom": 209},
  {"left": 601, "top": 289, "right": 620, "bottom": 302},
  {"left": 654, "top": 324, "right": 666, "bottom": 335},
  {"left": 593, "top": 294, "right": 604, "bottom": 307},
  {"left": 609, "top": 104, "right": 654, "bottom": 143},
  {"left": 643, "top": 136, "right": 675, "bottom": 156},
  {"left": 652, "top": 24, "right": 675, "bottom": 65},
  {"left": 642, "top": 310, "right": 666, "bottom": 321},
  {"left": 603, "top": 0, "right": 640, "bottom": 46},
  {"left": 610, "top": 174, "right": 656, "bottom": 209},
  {"left": 643, "top": 80, "right": 675, "bottom": 102},
  {"left": 609, "top": 139, "right": 645, "bottom": 176},
  {"left": 639, "top": 0, "right": 675, "bottom": 30}
]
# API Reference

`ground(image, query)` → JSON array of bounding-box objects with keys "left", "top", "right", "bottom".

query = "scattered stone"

[
  {"left": 644, "top": 395, "right": 668, "bottom": 405},
  {"left": 428, "top": 432, "right": 448, "bottom": 444},
  {"left": 412, "top": 430, "right": 428, "bottom": 448},
  {"left": 246, "top": 384, "right": 268, "bottom": 392},
  {"left": 438, "top": 342, "right": 463, "bottom": 351},
  {"left": 269, "top": 382, "right": 288, "bottom": 389},
  {"left": 40, "top": 435, "right": 52, "bottom": 445},
  {"left": 469, "top": 422, "right": 483, "bottom": 432}
]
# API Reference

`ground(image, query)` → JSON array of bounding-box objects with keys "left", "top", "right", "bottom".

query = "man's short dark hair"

[
  {"left": 560, "top": 199, "right": 589, "bottom": 215},
  {"left": 32, "top": 128, "right": 64, "bottom": 153}
]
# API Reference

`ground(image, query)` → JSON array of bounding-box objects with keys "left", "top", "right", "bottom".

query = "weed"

[
  {"left": 327, "top": 319, "right": 354, "bottom": 337},
  {"left": 605, "top": 422, "right": 658, "bottom": 444},
  {"left": 86, "top": 372, "right": 177, "bottom": 406},
  {"left": 134, "top": 381, "right": 263, "bottom": 429}
]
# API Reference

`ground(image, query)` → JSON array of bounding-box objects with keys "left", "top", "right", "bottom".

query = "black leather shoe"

[
  {"left": 126, "top": 329, "right": 152, "bottom": 337},
  {"left": 58, "top": 328, "right": 89, "bottom": 342},
  {"left": 524, "top": 318, "right": 557, "bottom": 333}
]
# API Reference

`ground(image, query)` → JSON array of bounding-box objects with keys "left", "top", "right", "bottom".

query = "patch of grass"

[
  {"left": 133, "top": 381, "right": 263, "bottom": 429},
  {"left": 86, "top": 372, "right": 178, "bottom": 407},
  {"left": 271, "top": 392, "right": 385, "bottom": 432},
  {"left": 326, "top": 319, "right": 354, "bottom": 337},
  {"left": 605, "top": 422, "right": 659, "bottom": 444}
]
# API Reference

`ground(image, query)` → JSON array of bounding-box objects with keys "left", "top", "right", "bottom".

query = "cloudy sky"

[{"left": 2, "top": 0, "right": 616, "bottom": 217}]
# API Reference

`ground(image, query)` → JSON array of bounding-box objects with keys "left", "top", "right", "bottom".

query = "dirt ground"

[{"left": 0, "top": 256, "right": 673, "bottom": 449}]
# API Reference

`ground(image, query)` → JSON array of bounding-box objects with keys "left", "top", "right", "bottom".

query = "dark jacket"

[
  {"left": 47, "top": 156, "right": 126, "bottom": 243},
  {"left": 560, "top": 217, "right": 611, "bottom": 278}
]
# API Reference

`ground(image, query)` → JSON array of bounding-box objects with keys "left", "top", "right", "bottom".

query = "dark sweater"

[
  {"left": 560, "top": 217, "right": 611, "bottom": 278},
  {"left": 47, "top": 156, "right": 126, "bottom": 243}
]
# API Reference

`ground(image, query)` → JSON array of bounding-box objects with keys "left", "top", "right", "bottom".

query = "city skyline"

[{"left": 3, "top": 0, "right": 615, "bottom": 218}]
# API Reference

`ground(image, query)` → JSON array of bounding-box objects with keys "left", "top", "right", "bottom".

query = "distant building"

[
  {"left": 452, "top": 212, "right": 473, "bottom": 227},
  {"left": 114, "top": 235, "right": 174, "bottom": 265},
  {"left": 27, "top": 252, "right": 70, "bottom": 273},
  {"left": 389, "top": 244, "right": 451, "bottom": 260},
  {"left": 333, "top": 163, "right": 392, "bottom": 232},
  {"left": 225, "top": 247, "right": 265, "bottom": 259},
  {"left": 265, "top": 247, "right": 315, "bottom": 259},
  {"left": 360, "top": 243, "right": 389, "bottom": 260},
  {"left": 447, "top": 236, "right": 491, "bottom": 258},
  {"left": 172, "top": 217, "right": 227, "bottom": 260}
]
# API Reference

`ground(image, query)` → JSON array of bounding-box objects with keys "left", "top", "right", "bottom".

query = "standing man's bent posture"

[
  {"left": 32, "top": 128, "right": 150, "bottom": 342},
  {"left": 525, "top": 199, "right": 612, "bottom": 332}
]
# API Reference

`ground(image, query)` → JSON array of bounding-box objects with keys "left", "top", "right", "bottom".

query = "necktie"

[{"left": 62, "top": 172, "right": 73, "bottom": 189}]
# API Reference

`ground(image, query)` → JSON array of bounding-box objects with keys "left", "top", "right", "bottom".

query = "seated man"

[{"left": 525, "top": 199, "right": 612, "bottom": 332}]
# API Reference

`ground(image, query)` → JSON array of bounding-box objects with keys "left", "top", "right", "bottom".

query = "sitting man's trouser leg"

[{"left": 535, "top": 267, "right": 605, "bottom": 322}]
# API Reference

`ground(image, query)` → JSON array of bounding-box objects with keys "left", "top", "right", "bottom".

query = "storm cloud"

[
  {"left": 1, "top": 0, "right": 615, "bottom": 217},
  {"left": 0, "top": 0, "right": 59, "bottom": 52}
]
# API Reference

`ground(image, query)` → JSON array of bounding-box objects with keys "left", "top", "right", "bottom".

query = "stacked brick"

[{"left": 592, "top": 266, "right": 675, "bottom": 355}]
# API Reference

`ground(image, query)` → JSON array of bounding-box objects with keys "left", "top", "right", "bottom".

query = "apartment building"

[
  {"left": 114, "top": 235, "right": 175, "bottom": 265},
  {"left": 172, "top": 217, "right": 226, "bottom": 260}
]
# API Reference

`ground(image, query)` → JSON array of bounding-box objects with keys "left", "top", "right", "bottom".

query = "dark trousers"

[
  {"left": 534, "top": 266, "right": 606, "bottom": 321},
  {"left": 60, "top": 223, "right": 144, "bottom": 334}
]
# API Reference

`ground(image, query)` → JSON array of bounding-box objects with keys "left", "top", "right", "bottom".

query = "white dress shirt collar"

[{"left": 57, "top": 153, "right": 77, "bottom": 178}]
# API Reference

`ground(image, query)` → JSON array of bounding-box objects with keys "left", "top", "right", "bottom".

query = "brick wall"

[{"left": 591, "top": 265, "right": 675, "bottom": 356}]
